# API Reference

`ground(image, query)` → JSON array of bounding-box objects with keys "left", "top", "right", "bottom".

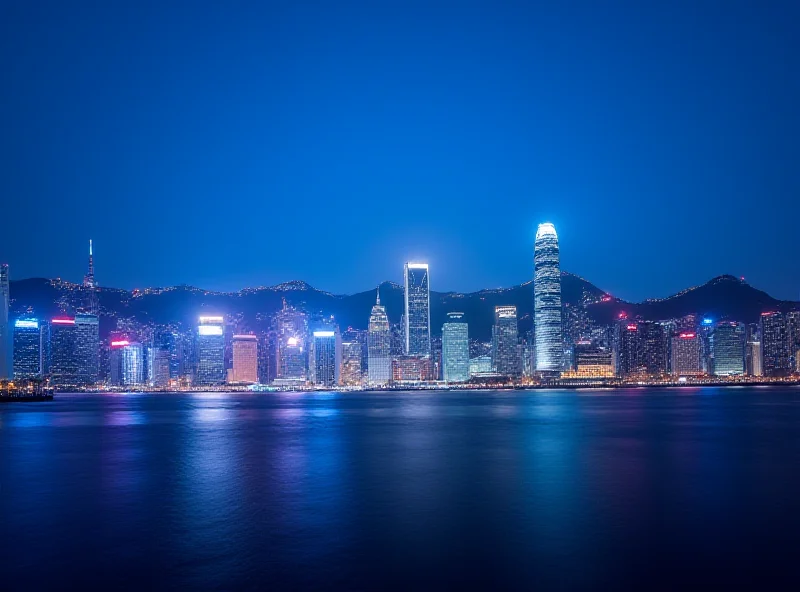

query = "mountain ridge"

[{"left": 8, "top": 273, "right": 798, "bottom": 341}]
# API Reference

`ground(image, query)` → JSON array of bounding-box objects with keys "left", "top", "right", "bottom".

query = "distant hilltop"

[{"left": 8, "top": 273, "right": 798, "bottom": 342}]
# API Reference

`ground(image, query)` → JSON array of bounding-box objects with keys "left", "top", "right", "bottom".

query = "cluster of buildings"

[{"left": 1, "top": 228, "right": 799, "bottom": 390}]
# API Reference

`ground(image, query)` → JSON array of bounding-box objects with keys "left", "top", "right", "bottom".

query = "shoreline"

[{"left": 48, "top": 380, "right": 800, "bottom": 395}]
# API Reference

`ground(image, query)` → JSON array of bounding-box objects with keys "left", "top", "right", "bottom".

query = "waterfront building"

[
  {"left": 310, "top": 329, "right": 341, "bottom": 386},
  {"left": 367, "top": 288, "right": 392, "bottom": 385},
  {"left": 231, "top": 334, "right": 258, "bottom": 383},
  {"left": 195, "top": 315, "right": 225, "bottom": 386},
  {"left": 404, "top": 263, "right": 431, "bottom": 357},
  {"left": 712, "top": 321, "right": 745, "bottom": 376},
  {"left": 13, "top": 319, "right": 42, "bottom": 379},
  {"left": 760, "top": 312, "right": 790, "bottom": 377},
  {"left": 147, "top": 347, "right": 171, "bottom": 387},
  {"left": 50, "top": 314, "right": 99, "bottom": 387},
  {"left": 469, "top": 355, "right": 493, "bottom": 377},
  {"left": 533, "top": 223, "right": 563, "bottom": 372},
  {"left": 442, "top": 312, "right": 469, "bottom": 383},
  {"left": 123, "top": 342, "right": 145, "bottom": 386},
  {"left": 787, "top": 311, "right": 800, "bottom": 370},
  {"left": 340, "top": 340, "right": 362, "bottom": 386},
  {"left": 492, "top": 306, "right": 520, "bottom": 376},
  {"left": 275, "top": 303, "right": 307, "bottom": 382},
  {"left": 571, "top": 343, "right": 614, "bottom": 377},
  {"left": 83, "top": 240, "right": 98, "bottom": 315},
  {"left": 745, "top": 323, "right": 763, "bottom": 377},
  {"left": 670, "top": 332, "right": 702, "bottom": 376},
  {"left": 0, "top": 263, "right": 8, "bottom": 379},
  {"left": 392, "top": 355, "right": 433, "bottom": 382}
]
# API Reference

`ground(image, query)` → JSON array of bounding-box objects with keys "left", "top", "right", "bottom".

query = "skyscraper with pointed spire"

[
  {"left": 83, "top": 240, "right": 98, "bottom": 314},
  {"left": 367, "top": 286, "right": 392, "bottom": 385},
  {"left": 83, "top": 239, "right": 96, "bottom": 288}
]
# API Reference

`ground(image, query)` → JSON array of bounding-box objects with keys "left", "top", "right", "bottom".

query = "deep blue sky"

[{"left": 2, "top": 1, "right": 798, "bottom": 301}]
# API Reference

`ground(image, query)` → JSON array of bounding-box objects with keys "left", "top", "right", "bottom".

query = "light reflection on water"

[{"left": 2, "top": 388, "right": 800, "bottom": 589}]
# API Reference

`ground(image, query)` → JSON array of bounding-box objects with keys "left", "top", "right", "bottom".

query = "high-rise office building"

[
  {"left": 231, "top": 334, "right": 258, "bottom": 383},
  {"left": 310, "top": 329, "right": 341, "bottom": 387},
  {"left": 442, "top": 312, "right": 469, "bottom": 383},
  {"left": 469, "top": 355, "right": 493, "bottom": 377},
  {"left": 618, "top": 322, "right": 641, "bottom": 376},
  {"left": 83, "top": 240, "right": 98, "bottom": 315},
  {"left": 712, "top": 321, "right": 745, "bottom": 376},
  {"left": 640, "top": 321, "right": 667, "bottom": 376},
  {"left": 670, "top": 332, "right": 702, "bottom": 376},
  {"left": 13, "top": 318, "right": 42, "bottom": 379},
  {"left": 760, "top": 312, "right": 790, "bottom": 377},
  {"left": 275, "top": 303, "right": 307, "bottom": 382},
  {"left": 0, "top": 263, "right": 9, "bottom": 379},
  {"left": 122, "top": 342, "right": 145, "bottom": 386},
  {"left": 49, "top": 314, "right": 99, "bottom": 387},
  {"left": 340, "top": 341, "right": 362, "bottom": 386},
  {"left": 404, "top": 263, "right": 430, "bottom": 357},
  {"left": 745, "top": 323, "right": 763, "bottom": 377},
  {"left": 533, "top": 223, "right": 563, "bottom": 372},
  {"left": 147, "top": 347, "right": 171, "bottom": 387},
  {"left": 367, "top": 289, "right": 392, "bottom": 385},
  {"left": 787, "top": 311, "right": 800, "bottom": 370},
  {"left": 195, "top": 315, "right": 225, "bottom": 385},
  {"left": 492, "top": 306, "right": 520, "bottom": 376}
]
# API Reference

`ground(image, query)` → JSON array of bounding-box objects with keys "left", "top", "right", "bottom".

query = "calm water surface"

[{"left": 3, "top": 388, "right": 800, "bottom": 590}]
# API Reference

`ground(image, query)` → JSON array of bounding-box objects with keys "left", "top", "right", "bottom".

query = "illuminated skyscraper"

[
  {"left": 147, "top": 347, "right": 171, "bottom": 387},
  {"left": 310, "top": 329, "right": 341, "bottom": 386},
  {"left": 195, "top": 315, "right": 225, "bottom": 386},
  {"left": 232, "top": 334, "right": 258, "bottom": 383},
  {"left": 492, "top": 306, "right": 521, "bottom": 376},
  {"left": 745, "top": 323, "right": 763, "bottom": 377},
  {"left": 712, "top": 321, "right": 745, "bottom": 376},
  {"left": 404, "top": 263, "right": 430, "bottom": 357},
  {"left": 442, "top": 312, "right": 469, "bottom": 383},
  {"left": 13, "top": 319, "right": 42, "bottom": 379},
  {"left": 83, "top": 240, "right": 98, "bottom": 314},
  {"left": 122, "top": 342, "right": 145, "bottom": 386},
  {"left": 49, "top": 314, "right": 99, "bottom": 387},
  {"left": 367, "top": 288, "right": 392, "bottom": 385},
  {"left": 0, "top": 263, "right": 8, "bottom": 379},
  {"left": 275, "top": 303, "right": 307, "bottom": 382},
  {"left": 760, "top": 312, "right": 790, "bottom": 377},
  {"left": 533, "top": 223, "right": 563, "bottom": 372},
  {"left": 340, "top": 341, "right": 363, "bottom": 386},
  {"left": 670, "top": 332, "right": 702, "bottom": 376}
]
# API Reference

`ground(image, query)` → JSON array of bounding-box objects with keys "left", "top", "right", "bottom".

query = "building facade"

[
  {"left": 195, "top": 315, "right": 225, "bottom": 386},
  {"left": 442, "top": 312, "right": 469, "bottom": 383},
  {"left": 231, "top": 334, "right": 258, "bottom": 383},
  {"left": 533, "top": 223, "right": 563, "bottom": 372},
  {"left": 492, "top": 306, "right": 520, "bottom": 376},
  {"left": 670, "top": 332, "right": 702, "bottom": 376},
  {"left": 310, "top": 329, "right": 341, "bottom": 386},
  {"left": 404, "top": 263, "right": 431, "bottom": 357},
  {"left": 13, "top": 318, "right": 42, "bottom": 379},
  {"left": 0, "top": 263, "right": 9, "bottom": 379},
  {"left": 760, "top": 312, "right": 789, "bottom": 377},
  {"left": 340, "top": 340, "right": 363, "bottom": 386},
  {"left": 367, "top": 289, "right": 392, "bottom": 385},
  {"left": 712, "top": 321, "right": 745, "bottom": 376}
]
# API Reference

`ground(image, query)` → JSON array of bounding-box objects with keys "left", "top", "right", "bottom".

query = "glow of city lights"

[
  {"left": 627, "top": 324, "right": 638, "bottom": 331},
  {"left": 110, "top": 340, "right": 130, "bottom": 347},
  {"left": 198, "top": 325, "right": 223, "bottom": 336},
  {"left": 14, "top": 319, "right": 39, "bottom": 329},
  {"left": 407, "top": 263, "right": 429, "bottom": 269},
  {"left": 199, "top": 315, "right": 224, "bottom": 323},
  {"left": 702, "top": 318, "right": 713, "bottom": 325},
  {"left": 287, "top": 337, "right": 299, "bottom": 346},
  {"left": 51, "top": 318, "right": 75, "bottom": 324},
  {"left": 313, "top": 331, "right": 335, "bottom": 337},
  {"left": 680, "top": 333, "right": 696, "bottom": 339}
]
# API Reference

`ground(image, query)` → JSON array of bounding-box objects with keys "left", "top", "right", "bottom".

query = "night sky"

[{"left": 2, "top": 1, "right": 798, "bottom": 301}]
